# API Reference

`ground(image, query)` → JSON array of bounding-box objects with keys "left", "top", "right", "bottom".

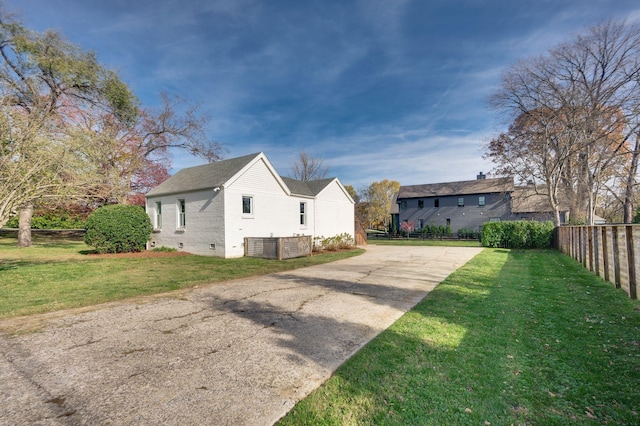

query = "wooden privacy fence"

[
  {"left": 354, "top": 219, "right": 367, "bottom": 246},
  {"left": 557, "top": 225, "right": 639, "bottom": 299},
  {"left": 244, "top": 236, "right": 312, "bottom": 260}
]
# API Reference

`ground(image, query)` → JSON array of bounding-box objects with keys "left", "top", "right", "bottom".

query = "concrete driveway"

[{"left": 0, "top": 245, "right": 482, "bottom": 425}]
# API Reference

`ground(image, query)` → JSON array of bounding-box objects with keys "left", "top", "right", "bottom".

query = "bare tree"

[
  {"left": 489, "top": 20, "right": 640, "bottom": 225},
  {"left": 289, "top": 151, "right": 328, "bottom": 182},
  {"left": 73, "top": 93, "right": 225, "bottom": 205}
]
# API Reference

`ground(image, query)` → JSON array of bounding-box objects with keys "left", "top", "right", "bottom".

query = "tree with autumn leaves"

[
  {"left": 350, "top": 179, "right": 400, "bottom": 230},
  {"left": 0, "top": 8, "right": 223, "bottom": 246},
  {"left": 487, "top": 20, "right": 640, "bottom": 225}
]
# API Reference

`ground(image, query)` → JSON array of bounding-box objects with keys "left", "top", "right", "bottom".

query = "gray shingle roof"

[
  {"left": 146, "top": 153, "right": 340, "bottom": 199},
  {"left": 280, "top": 177, "right": 314, "bottom": 197},
  {"left": 146, "top": 153, "right": 261, "bottom": 197},
  {"left": 510, "top": 186, "right": 568, "bottom": 213},
  {"left": 280, "top": 177, "right": 335, "bottom": 197},
  {"left": 397, "top": 177, "right": 514, "bottom": 199}
]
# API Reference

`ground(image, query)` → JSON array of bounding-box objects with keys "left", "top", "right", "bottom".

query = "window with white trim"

[
  {"left": 300, "top": 202, "right": 307, "bottom": 226},
  {"left": 478, "top": 196, "right": 486, "bottom": 206},
  {"left": 177, "top": 199, "right": 186, "bottom": 228},
  {"left": 242, "top": 196, "right": 253, "bottom": 216},
  {"left": 155, "top": 202, "right": 162, "bottom": 229}
]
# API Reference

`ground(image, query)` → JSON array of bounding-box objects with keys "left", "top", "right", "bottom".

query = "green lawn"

[
  {"left": 279, "top": 249, "right": 640, "bottom": 425},
  {"left": 0, "top": 235, "right": 363, "bottom": 318}
]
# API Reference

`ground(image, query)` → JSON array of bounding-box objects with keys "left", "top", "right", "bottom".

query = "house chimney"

[{"left": 477, "top": 172, "right": 486, "bottom": 180}]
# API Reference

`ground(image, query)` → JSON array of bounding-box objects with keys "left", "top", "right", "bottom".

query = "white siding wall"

[
  {"left": 223, "top": 158, "right": 309, "bottom": 257},
  {"left": 146, "top": 189, "right": 225, "bottom": 256},
  {"left": 314, "top": 181, "right": 355, "bottom": 240}
]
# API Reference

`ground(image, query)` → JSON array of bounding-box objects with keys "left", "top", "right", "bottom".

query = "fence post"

[
  {"left": 580, "top": 226, "right": 588, "bottom": 269},
  {"left": 602, "top": 227, "right": 609, "bottom": 282},
  {"left": 625, "top": 226, "right": 637, "bottom": 299},
  {"left": 593, "top": 226, "right": 599, "bottom": 276},
  {"left": 587, "top": 226, "right": 594, "bottom": 272},
  {"left": 570, "top": 226, "right": 575, "bottom": 258},
  {"left": 612, "top": 226, "right": 621, "bottom": 289}
]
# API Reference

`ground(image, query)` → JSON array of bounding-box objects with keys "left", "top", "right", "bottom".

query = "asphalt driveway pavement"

[{"left": 0, "top": 244, "right": 482, "bottom": 425}]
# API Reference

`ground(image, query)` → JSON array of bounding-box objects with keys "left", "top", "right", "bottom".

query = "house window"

[
  {"left": 434, "top": 198, "right": 440, "bottom": 208},
  {"left": 446, "top": 218, "right": 451, "bottom": 226},
  {"left": 478, "top": 196, "right": 486, "bottom": 207},
  {"left": 242, "top": 196, "right": 253, "bottom": 215},
  {"left": 300, "top": 202, "right": 307, "bottom": 226},
  {"left": 155, "top": 202, "right": 162, "bottom": 229},
  {"left": 399, "top": 200, "right": 407, "bottom": 210},
  {"left": 458, "top": 197, "right": 464, "bottom": 207},
  {"left": 177, "top": 199, "right": 186, "bottom": 228},
  {"left": 418, "top": 200, "right": 424, "bottom": 209}
]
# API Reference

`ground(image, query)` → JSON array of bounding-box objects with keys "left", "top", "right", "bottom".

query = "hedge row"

[
  {"left": 5, "top": 212, "right": 87, "bottom": 229},
  {"left": 481, "top": 221, "right": 554, "bottom": 249}
]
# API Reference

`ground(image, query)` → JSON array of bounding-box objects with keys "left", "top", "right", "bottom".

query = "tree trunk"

[{"left": 17, "top": 203, "right": 33, "bottom": 248}]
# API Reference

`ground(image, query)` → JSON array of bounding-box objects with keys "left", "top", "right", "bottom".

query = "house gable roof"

[
  {"left": 397, "top": 177, "right": 514, "bottom": 199},
  {"left": 280, "top": 177, "right": 336, "bottom": 197},
  {"left": 313, "top": 178, "right": 356, "bottom": 204},
  {"left": 146, "top": 153, "right": 262, "bottom": 197},
  {"left": 280, "top": 177, "right": 315, "bottom": 197},
  {"left": 280, "top": 177, "right": 355, "bottom": 204},
  {"left": 306, "top": 178, "right": 335, "bottom": 196},
  {"left": 511, "top": 186, "right": 571, "bottom": 213},
  {"left": 224, "top": 153, "right": 291, "bottom": 195},
  {"left": 146, "top": 153, "right": 349, "bottom": 200}
]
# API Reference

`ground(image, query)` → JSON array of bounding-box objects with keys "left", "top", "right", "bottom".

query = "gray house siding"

[
  {"left": 392, "top": 174, "right": 566, "bottom": 233},
  {"left": 398, "top": 192, "right": 511, "bottom": 232}
]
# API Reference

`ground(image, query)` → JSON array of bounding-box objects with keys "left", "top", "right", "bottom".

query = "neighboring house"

[
  {"left": 392, "top": 172, "right": 565, "bottom": 233},
  {"left": 510, "top": 186, "right": 568, "bottom": 223},
  {"left": 145, "top": 152, "right": 355, "bottom": 258}
]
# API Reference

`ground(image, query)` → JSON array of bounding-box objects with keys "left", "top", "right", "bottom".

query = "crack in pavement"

[
  {"left": 65, "top": 336, "right": 107, "bottom": 351},
  {"left": 152, "top": 308, "right": 206, "bottom": 323}
]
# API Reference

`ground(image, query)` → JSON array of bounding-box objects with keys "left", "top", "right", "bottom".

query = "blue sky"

[{"left": 7, "top": 0, "right": 640, "bottom": 188}]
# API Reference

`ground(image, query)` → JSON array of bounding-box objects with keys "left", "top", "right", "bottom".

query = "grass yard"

[
  {"left": 279, "top": 249, "right": 640, "bottom": 425},
  {"left": 0, "top": 235, "right": 363, "bottom": 319},
  {"left": 370, "top": 239, "right": 480, "bottom": 247}
]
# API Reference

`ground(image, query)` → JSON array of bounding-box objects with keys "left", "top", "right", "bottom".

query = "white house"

[{"left": 145, "top": 152, "right": 355, "bottom": 258}]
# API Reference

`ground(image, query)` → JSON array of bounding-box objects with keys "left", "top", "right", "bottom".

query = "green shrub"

[
  {"left": 420, "top": 224, "right": 452, "bottom": 239},
  {"left": 151, "top": 246, "right": 177, "bottom": 252},
  {"left": 84, "top": 205, "right": 152, "bottom": 253},
  {"left": 481, "top": 220, "right": 554, "bottom": 249},
  {"left": 457, "top": 227, "right": 480, "bottom": 239},
  {"left": 315, "top": 233, "right": 356, "bottom": 251},
  {"left": 4, "top": 209, "right": 88, "bottom": 229}
]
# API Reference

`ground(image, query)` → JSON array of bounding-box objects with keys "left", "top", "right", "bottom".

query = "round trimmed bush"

[{"left": 84, "top": 204, "right": 152, "bottom": 253}]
